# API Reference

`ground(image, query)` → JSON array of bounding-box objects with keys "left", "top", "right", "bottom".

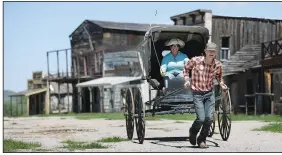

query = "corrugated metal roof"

[
  {"left": 222, "top": 44, "right": 261, "bottom": 76},
  {"left": 9, "top": 88, "right": 47, "bottom": 97},
  {"left": 25, "top": 88, "right": 47, "bottom": 96},
  {"left": 76, "top": 76, "right": 142, "bottom": 88}
]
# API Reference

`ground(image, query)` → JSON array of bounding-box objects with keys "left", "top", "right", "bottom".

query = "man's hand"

[
  {"left": 184, "top": 80, "right": 191, "bottom": 88},
  {"left": 220, "top": 83, "right": 228, "bottom": 92}
]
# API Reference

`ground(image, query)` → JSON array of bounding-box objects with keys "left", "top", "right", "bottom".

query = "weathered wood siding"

[
  {"left": 270, "top": 71, "right": 282, "bottom": 115},
  {"left": 102, "top": 84, "right": 144, "bottom": 113},
  {"left": 70, "top": 20, "right": 103, "bottom": 77},
  {"left": 70, "top": 21, "right": 145, "bottom": 78},
  {"left": 102, "top": 87, "right": 112, "bottom": 112},
  {"left": 212, "top": 17, "right": 282, "bottom": 57},
  {"left": 102, "top": 32, "right": 144, "bottom": 52},
  {"left": 103, "top": 51, "right": 143, "bottom": 77}
]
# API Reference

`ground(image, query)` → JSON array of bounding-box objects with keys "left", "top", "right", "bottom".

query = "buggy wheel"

[
  {"left": 134, "top": 88, "right": 145, "bottom": 144},
  {"left": 208, "top": 112, "right": 216, "bottom": 137},
  {"left": 125, "top": 88, "right": 134, "bottom": 140},
  {"left": 218, "top": 90, "right": 232, "bottom": 141}
]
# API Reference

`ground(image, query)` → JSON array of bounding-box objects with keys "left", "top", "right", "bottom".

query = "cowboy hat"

[
  {"left": 165, "top": 38, "right": 185, "bottom": 48},
  {"left": 206, "top": 42, "right": 217, "bottom": 51}
]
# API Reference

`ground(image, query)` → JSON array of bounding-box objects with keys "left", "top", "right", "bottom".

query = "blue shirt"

[{"left": 161, "top": 51, "right": 189, "bottom": 75}]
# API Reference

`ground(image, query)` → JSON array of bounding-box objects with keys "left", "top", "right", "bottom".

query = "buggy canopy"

[
  {"left": 145, "top": 25, "right": 210, "bottom": 40},
  {"left": 76, "top": 76, "right": 142, "bottom": 88}
]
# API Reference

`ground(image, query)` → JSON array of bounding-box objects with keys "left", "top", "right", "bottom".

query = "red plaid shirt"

[{"left": 183, "top": 56, "right": 224, "bottom": 92}]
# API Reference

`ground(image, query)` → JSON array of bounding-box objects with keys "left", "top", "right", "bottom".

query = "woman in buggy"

[{"left": 160, "top": 38, "right": 189, "bottom": 94}]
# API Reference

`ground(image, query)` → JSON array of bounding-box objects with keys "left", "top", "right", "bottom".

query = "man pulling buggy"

[{"left": 183, "top": 42, "right": 228, "bottom": 148}]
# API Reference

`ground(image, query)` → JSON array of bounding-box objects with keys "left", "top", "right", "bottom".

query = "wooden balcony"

[
  {"left": 261, "top": 39, "right": 282, "bottom": 68},
  {"left": 46, "top": 69, "right": 102, "bottom": 83}
]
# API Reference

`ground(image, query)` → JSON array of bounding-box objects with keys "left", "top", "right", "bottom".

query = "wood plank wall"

[{"left": 211, "top": 17, "right": 282, "bottom": 56}]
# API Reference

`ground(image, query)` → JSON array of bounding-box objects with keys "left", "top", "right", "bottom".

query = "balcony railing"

[
  {"left": 47, "top": 68, "right": 102, "bottom": 80},
  {"left": 262, "top": 39, "right": 282, "bottom": 60}
]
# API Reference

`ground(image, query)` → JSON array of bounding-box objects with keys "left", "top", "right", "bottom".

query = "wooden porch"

[{"left": 245, "top": 39, "right": 282, "bottom": 115}]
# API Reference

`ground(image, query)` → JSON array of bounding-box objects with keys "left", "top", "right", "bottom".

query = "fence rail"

[{"left": 244, "top": 93, "right": 275, "bottom": 115}]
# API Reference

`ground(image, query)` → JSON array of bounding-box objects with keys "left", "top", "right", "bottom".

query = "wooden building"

[
  {"left": 9, "top": 71, "right": 73, "bottom": 116},
  {"left": 261, "top": 39, "right": 282, "bottom": 115},
  {"left": 9, "top": 71, "right": 48, "bottom": 116},
  {"left": 171, "top": 9, "right": 282, "bottom": 114},
  {"left": 47, "top": 20, "right": 167, "bottom": 113}
]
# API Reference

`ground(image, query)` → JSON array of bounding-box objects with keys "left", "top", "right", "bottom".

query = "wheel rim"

[
  {"left": 134, "top": 88, "right": 145, "bottom": 144},
  {"left": 218, "top": 90, "right": 232, "bottom": 141},
  {"left": 208, "top": 114, "right": 216, "bottom": 137},
  {"left": 125, "top": 88, "right": 134, "bottom": 140}
]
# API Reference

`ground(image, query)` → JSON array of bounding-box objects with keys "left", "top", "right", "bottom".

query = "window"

[
  {"left": 220, "top": 37, "right": 230, "bottom": 60},
  {"left": 222, "top": 37, "right": 229, "bottom": 48}
]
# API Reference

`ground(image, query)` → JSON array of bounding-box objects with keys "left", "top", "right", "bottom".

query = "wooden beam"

[{"left": 261, "top": 56, "right": 282, "bottom": 67}]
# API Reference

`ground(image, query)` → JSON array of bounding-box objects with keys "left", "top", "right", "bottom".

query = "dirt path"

[{"left": 3, "top": 117, "right": 282, "bottom": 152}]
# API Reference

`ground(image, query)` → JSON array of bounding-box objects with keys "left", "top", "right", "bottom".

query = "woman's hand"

[{"left": 160, "top": 67, "right": 166, "bottom": 77}]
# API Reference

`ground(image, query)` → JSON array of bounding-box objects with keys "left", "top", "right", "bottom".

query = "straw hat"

[{"left": 165, "top": 38, "right": 185, "bottom": 48}]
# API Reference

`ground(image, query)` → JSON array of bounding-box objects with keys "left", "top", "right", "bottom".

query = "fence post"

[
  {"left": 10, "top": 96, "right": 12, "bottom": 116},
  {"left": 16, "top": 97, "right": 18, "bottom": 116}
]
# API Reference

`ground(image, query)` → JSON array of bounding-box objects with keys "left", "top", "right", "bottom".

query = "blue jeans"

[
  {"left": 190, "top": 90, "right": 215, "bottom": 142},
  {"left": 164, "top": 72, "right": 184, "bottom": 88}
]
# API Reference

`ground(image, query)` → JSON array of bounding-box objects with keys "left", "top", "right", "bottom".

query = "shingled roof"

[
  {"left": 222, "top": 44, "right": 261, "bottom": 76},
  {"left": 69, "top": 19, "right": 173, "bottom": 37},
  {"left": 88, "top": 20, "right": 171, "bottom": 32}
]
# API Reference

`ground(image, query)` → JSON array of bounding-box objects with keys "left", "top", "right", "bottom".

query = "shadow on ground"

[{"left": 134, "top": 136, "right": 220, "bottom": 148}]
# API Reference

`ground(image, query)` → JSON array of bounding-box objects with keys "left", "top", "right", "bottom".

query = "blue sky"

[{"left": 4, "top": 2, "right": 282, "bottom": 92}]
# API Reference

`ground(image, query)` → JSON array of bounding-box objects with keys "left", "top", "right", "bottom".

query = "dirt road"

[{"left": 3, "top": 117, "right": 282, "bottom": 152}]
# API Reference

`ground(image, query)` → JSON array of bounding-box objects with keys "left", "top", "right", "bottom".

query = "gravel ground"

[{"left": 3, "top": 117, "right": 282, "bottom": 152}]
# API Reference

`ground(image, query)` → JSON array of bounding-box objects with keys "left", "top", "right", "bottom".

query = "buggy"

[{"left": 123, "top": 25, "right": 232, "bottom": 144}]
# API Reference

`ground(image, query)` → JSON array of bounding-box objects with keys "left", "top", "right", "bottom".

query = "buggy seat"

[{"left": 161, "top": 76, "right": 193, "bottom": 103}]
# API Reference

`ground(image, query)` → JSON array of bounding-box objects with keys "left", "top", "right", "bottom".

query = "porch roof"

[
  {"left": 222, "top": 44, "right": 261, "bottom": 76},
  {"left": 76, "top": 76, "right": 142, "bottom": 88}
]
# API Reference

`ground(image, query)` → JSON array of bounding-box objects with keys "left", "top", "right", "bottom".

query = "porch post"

[
  {"left": 26, "top": 96, "right": 30, "bottom": 115},
  {"left": 16, "top": 97, "right": 18, "bottom": 116},
  {"left": 89, "top": 87, "right": 93, "bottom": 113},
  {"left": 21, "top": 96, "right": 23, "bottom": 115},
  {"left": 58, "top": 82, "right": 61, "bottom": 114},
  {"left": 10, "top": 96, "right": 12, "bottom": 116}
]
